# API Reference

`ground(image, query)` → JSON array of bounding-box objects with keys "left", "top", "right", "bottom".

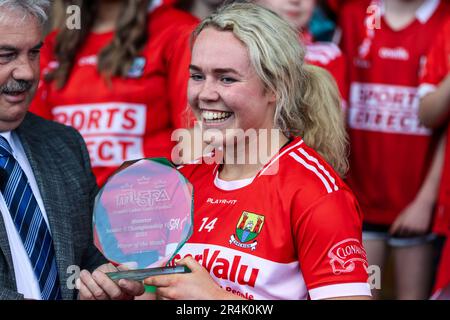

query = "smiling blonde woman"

[{"left": 77, "top": 2, "right": 371, "bottom": 300}]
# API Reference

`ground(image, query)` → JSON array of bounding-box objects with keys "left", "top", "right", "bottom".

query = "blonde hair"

[{"left": 192, "top": 2, "right": 348, "bottom": 176}]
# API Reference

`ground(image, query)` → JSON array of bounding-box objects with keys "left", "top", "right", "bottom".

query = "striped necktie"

[{"left": 0, "top": 136, "right": 62, "bottom": 300}]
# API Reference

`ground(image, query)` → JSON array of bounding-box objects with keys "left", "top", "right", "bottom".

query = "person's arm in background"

[
  {"left": 390, "top": 134, "right": 446, "bottom": 235},
  {"left": 418, "top": 18, "right": 450, "bottom": 129},
  {"left": 419, "top": 75, "right": 450, "bottom": 129},
  {"left": 393, "top": 19, "right": 450, "bottom": 236}
]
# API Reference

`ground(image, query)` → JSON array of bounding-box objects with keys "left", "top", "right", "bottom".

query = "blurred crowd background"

[{"left": 30, "top": 0, "right": 450, "bottom": 300}]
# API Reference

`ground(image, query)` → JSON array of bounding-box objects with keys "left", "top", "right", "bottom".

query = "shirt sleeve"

[
  {"left": 293, "top": 189, "right": 371, "bottom": 300},
  {"left": 326, "top": 52, "right": 348, "bottom": 105}
]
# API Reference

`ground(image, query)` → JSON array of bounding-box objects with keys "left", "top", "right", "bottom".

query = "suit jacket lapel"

[{"left": 16, "top": 114, "right": 75, "bottom": 299}]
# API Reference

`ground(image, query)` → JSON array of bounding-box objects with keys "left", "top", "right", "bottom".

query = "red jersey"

[
  {"left": 303, "top": 32, "right": 348, "bottom": 101},
  {"left": 175, "top": 137, "right": 370, "bottom": 300},
  {"left": 327, "top": 0, "right": 343, "bottom": 13},
  {"left": 327, "top": 0, "right": 358, "bottom": 14},
  {"left": 30, "top": 5, "right": 198, "bottom": 186},
  {"left": 419, "top": 17, "right": 450, "bottom": 236},
  {"left": 340, "top": 0, "right": 448, "bottom": 225}
]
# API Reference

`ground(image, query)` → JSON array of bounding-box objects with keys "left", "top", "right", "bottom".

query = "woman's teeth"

[{"left": 202, "top": 111, "right": 233, "bottom": 122}]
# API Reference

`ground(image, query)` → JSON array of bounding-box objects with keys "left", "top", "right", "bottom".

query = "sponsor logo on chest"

[
  {"left": 206, "top": 197, "right": 238, "bottom": 205},
  {"left": 348, "top": 82, "right": 431, "bottom": 135},
  {"left": 378, "top": 47, "right": 410, "bottom": 61},
  {"left": 172, "top": 248, "right": 260, "bottom": 287},
  {"left": 52, "top": 102, "right": 146, "bottom": 166}
]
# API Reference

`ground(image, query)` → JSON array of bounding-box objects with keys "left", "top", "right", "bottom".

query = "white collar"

[
  {"left": 416, "top": 0, "right": 440, "bottom": 23},
  {"left": 214, "top": 171, "right": 255, "bottom": 191},
  {"left": 379, "top": 0, "right": 440, "bottom": 24},
  {"left": 0, "top": 131, "right": 13, "bottom": 147},
  {"left": 148, "top": 0, "right": 162, "bottom": 12}
]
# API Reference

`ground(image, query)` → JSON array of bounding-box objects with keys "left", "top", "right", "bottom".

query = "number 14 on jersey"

[{"left": 199, "top": 217, "right": 218, "bottom": 232}]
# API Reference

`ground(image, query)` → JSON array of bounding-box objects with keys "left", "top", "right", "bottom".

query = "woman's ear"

[
  {"left": 268, "top": 89, "right": 277, "bottom": 104},
  {"left": 263, "top": 83, "right": 277, "bottom": 105}
]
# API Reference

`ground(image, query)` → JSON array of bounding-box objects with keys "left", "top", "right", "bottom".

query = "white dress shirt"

[{"left": 0, "top": 131, "right": 51, "bottom": 300}]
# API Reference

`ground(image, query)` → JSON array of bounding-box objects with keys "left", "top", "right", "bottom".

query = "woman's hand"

[
  {"left": 389, "top": 198, "right": 434, "bottom": 236},
  {"left": 144, "top": 256, "right": 242, "bottom": 300},
  {"left": 77, "top": 263, "right": 145, "bottom": 300}
]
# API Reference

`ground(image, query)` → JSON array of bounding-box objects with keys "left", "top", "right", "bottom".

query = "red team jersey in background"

[
  {"left": 419, "top": 17, "right": 450, "bottom": 236},
  {"left": 419, "top": 17, "right": 450, "bottom": 294},
  {"left": 303, "top": 32, "right": 348, "bottom": 101},
  {"left": 340, "top": 0, "right": 449, "bottom": 226},
  {"left": 30, "top": 5, "right": 198, "bottom": 186},
  {"left": 175, "top": 137, "right": 370, "bottom": 300}
]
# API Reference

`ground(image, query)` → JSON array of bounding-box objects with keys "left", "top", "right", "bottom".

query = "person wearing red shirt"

[
  {"left": 76, "top": 3, "right": 371, "bottom": 300},
  {"left": 29, "top": 0, "right": 199, "bottom": 186},
  {"left": 254, "top": 0, "right": 348, "bottom": 101},
  {"left": 340, "top": 0, "right": 449, "bottom": 299},
  {"left": 418, "top": 16, "right": 450, "bottom": 298}
]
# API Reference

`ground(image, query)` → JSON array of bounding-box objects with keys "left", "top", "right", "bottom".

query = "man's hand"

[{"left": 76, "top": 263, "right": 145, "bottom": 300}]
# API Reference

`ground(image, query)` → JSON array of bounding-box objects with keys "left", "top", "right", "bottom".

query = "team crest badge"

[{"left": 229, "top": 211, "right": 265, "bottom": 251}]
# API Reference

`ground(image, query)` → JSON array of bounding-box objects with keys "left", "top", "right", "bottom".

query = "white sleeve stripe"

[
  {"left": 309, "top": 282, "right": 372, "bottom": 300},
  {"left": 417, "top": 83, "right": 437, "bottom": 98},
  {"left": 258, "top": 139, "right": 304, "bottom": 177},
  {"left": 298, "top": 147, "right": 339, "bottom": 191},
  {"left": 289, "top": 152, "right": 333, "bottom": 193}
]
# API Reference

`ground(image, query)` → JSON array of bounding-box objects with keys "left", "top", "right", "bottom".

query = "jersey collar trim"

[
  {"left": 214, "top": 172, "right": 255, "bottom": 191},
  {"left": 378, "top": 0, "right": 440, "bottom": 24},
  {"left": 257, "top": 138, "right": 304, "bottom": 177},
  {"left": 416, "top": 0, "right": 440, "bottom": 23},
  {"left": 211, "top": 137, "right": 304, "bottom": 190}
]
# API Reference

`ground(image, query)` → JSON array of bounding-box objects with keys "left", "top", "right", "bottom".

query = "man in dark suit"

[{"left": 0, "top": 0, "right": 105, "bottom": 299}]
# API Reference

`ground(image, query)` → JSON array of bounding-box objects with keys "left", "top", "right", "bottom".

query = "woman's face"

[
  {"left": 188, "top": 28, "right": 277, "bottom": 147},
  {"left": 255, "top": 0, "right": 316, "bottom": 30}
]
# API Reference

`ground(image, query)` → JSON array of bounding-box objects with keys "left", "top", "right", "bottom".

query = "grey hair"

[{"left": 0, "top": 0, "right": 50, "bottom": 26}]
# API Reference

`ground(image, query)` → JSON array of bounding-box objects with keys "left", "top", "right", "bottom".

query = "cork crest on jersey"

[{"left": 229, "top": 211, "right": 265, "bottom": 251}]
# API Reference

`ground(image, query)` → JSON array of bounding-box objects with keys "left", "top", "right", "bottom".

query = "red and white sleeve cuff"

[
  {"left": 309, "top": 282, "right": 372, "bottom": 300},
  {"left": 417, "top": 83, "right": 437, "bottom": 98}
]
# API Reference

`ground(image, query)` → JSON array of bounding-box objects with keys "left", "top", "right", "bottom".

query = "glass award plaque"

[{"left": 93, "top": 158, "right": 193, "bottom": 281}]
